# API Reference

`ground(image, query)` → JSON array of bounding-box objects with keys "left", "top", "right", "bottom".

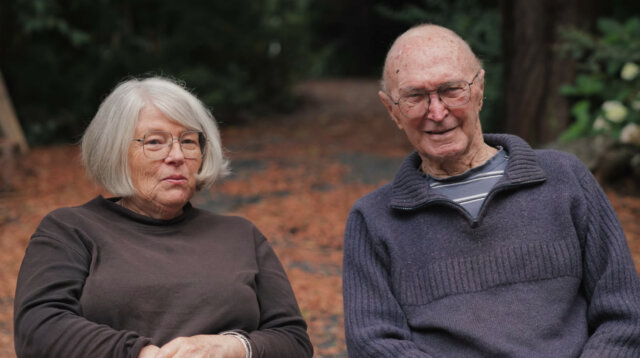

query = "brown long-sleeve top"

[{"left": 14, "top": 195, "right": 313, "bottom": 358}]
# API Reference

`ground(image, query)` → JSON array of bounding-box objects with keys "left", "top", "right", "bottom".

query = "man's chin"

[{"left": 422, "top": 142, "right": 468, "bottom": 161}]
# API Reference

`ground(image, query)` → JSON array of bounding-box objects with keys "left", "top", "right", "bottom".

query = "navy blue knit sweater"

[{"left": 343, "top": 134, "right": 640, "bottom": 357}]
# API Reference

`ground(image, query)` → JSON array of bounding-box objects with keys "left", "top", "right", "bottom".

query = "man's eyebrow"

[{"left": 398, "top": 86, "right": 425, "bottom": 94}]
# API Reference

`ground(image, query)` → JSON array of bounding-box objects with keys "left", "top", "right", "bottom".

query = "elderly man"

[{"left": 342, "top": 24, "right": 640, "bottom": 358}]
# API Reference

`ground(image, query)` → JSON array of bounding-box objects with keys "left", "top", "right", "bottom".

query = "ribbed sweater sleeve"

[
  {"left": 578, "top": 169, "right": 640, "bottom": 358},
  {"left": 13, "top": 218, "right": 151, "bottom": 358},
  {"left": 343, "top": 210, "right": 432, "bottom": 358}
]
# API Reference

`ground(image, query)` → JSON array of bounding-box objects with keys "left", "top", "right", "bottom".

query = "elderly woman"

[{"left": 13, "top": 77, "right": 313, "bottom": 358}]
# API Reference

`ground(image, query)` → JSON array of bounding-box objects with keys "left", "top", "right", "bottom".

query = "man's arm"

[
  {"left": 578, "top": 170, "right": 640, "bottom": 357},
  {"left": 343, "top": 210, "right": 432, "bottom": 358}
]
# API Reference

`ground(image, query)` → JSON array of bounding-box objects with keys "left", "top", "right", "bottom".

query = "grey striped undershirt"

[{"left": 424, "top": 147, "right": 509, "bottom": 219}]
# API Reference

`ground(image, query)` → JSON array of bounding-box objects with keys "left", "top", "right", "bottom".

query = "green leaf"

[
  {"left": 573, "top": 74, "right": 605, "bottom": 96},
  {"left": 559, "top": 84, "right": 578, "bottom": 96},
  {"left": 560, "top": 100, "right": 592, "bottom": 141},
  {"left": 597, "top": 18, "right": 623, "bottom": 38}
]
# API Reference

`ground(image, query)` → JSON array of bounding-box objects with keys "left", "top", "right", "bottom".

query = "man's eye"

[
  {"left": 441, "top": 86, "right": 465, "bottom": 96},
  {"left": 403, "top": 93, "right": 425, "bottom": 102}
]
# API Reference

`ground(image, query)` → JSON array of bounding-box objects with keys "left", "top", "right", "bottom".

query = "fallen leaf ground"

[{"left": 1, "top": 79, "right": 639, "bottom": 357}]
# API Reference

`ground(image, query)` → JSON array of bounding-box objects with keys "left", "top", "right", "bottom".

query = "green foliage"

[
  {"left": 1, "top": 0, "right": 310, "bottom": 144},
  {"left": 558, "top": 17, "right": 640, "bottom": 143},
  {"left": 375, "top": 0, "right": 503, "bottom": 132}
]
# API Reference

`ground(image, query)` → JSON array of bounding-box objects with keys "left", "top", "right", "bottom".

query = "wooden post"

[{"left": 0, "top": 69, "right": 28, "bottom": 154}]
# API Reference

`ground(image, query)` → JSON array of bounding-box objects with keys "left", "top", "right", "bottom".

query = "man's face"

[{"left": 380, "top": 35, "right": 485, "bottom": 166}]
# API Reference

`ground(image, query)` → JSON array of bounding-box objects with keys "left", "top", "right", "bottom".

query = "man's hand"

[{"left": 154, "top": 334, "right": 245, "bottom": 358}]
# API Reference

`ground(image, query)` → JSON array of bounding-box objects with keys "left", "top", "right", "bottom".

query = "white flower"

[
  {"left": 268, "top": 42, "right": 282, "bottom": 58},
  {"left": 602, "top": 100, "right": 628, "bottom": 122},
  {"left": 592, "top": 116, "right": 610, "bottom": 131},
  {"left": 620, "top": 123, "right": 640, "bottom": 145},
  {"left": 621, "top": 62, "right": 639, "bottom": 81}
]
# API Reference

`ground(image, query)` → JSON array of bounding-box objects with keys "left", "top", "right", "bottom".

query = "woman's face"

[{"left": 127, "top": 106, "right": 202, "bottom": 216}]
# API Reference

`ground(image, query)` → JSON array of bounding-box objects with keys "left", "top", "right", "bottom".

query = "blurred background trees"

[
  {"left": 1, "top": 0, "right": 639, "bottom": 147},
  {"left": 1, "top": 0, "right": 311, "bottom": 143}
]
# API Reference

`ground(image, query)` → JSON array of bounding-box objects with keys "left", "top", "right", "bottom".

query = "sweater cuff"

[{"left": 220, "top": 331, "right": 252, "bottom": 358}]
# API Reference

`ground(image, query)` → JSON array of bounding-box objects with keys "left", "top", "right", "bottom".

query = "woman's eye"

[{"left": 144, "top": 138, "right": 166, "bottom": 145}]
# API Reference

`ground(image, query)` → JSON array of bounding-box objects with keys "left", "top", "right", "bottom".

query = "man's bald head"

[{"left": 381, "top": 24, "right": 482, "bottom": 92}]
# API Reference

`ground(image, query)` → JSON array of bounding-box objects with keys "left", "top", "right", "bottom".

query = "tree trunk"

[
  {"left": 0, "top": 69, "right": 28, "bottom": 153},
  {"left": 502, "top": 0, "right": 594, "bottom": 145}
]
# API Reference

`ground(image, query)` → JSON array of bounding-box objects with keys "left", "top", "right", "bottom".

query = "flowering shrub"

[{"left": 558, "top": 17, "right": 640, "bottom": 145}]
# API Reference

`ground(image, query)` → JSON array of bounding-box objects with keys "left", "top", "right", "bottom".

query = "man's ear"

[
  {"left": 378, "top": 90, "right": 404, "bottom": 130},
  {"left": 477, "top": 69, "right": 485, "bottom": 111}
]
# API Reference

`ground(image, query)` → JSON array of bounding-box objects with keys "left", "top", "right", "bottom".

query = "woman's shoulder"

[
  {"left": 191, "top": 208, "right": 261, "bottom": 234},
  {"left": 192, "top": 208, "right": 253, "bottom": 225},
  {"left": 38, "top": 196, "right": 105, "bottom": 224}
]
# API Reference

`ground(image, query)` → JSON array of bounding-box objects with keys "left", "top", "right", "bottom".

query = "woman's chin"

[{"left": 155, "top": 191, "right": 193, "bottom": 209}]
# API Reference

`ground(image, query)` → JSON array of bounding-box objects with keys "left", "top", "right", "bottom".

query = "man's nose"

[{"left": 426, "top": 92, "right": 448, "bottom": 122}]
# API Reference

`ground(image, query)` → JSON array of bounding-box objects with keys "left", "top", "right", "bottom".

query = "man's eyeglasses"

[
  {"left": 133, "top": 130, "right": 206, "bottom": 160},
  {"left": 387, "top": 70, "right": 481, "bottom": 119}
]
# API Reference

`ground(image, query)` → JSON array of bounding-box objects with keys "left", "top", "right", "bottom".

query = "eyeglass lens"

[
  {"left": 398, "top": 81, "right": 471, "bottom": 118},
  {"left": 142, "top": 131, "right": 204, "bottom": 159}
]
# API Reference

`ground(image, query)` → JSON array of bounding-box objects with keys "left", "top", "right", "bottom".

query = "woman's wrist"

[
  {"left": 138, "top": 344, "right": 160, "bottom": 358},
  {"left": 220, "top": 331, "right": 252, "bottom": 358}
]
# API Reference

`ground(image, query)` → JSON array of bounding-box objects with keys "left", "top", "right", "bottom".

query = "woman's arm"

[
  {"left": 14, "top": 222, "right": 151, "bottom": 358},
  {"left": 243, "top": 229, "right": 313, "bottom": 358},
  {"left": 153, "top": 335, "right": 244, "bottom": 358}
]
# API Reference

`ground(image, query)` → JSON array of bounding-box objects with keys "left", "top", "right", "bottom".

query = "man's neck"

[{"left": 421, "top": 143, "right": 498, "bottom": 178}]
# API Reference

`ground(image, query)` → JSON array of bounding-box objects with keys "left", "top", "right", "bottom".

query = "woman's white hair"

[{"left": 81, "top": 76, "right": 230, "bottom": 197}]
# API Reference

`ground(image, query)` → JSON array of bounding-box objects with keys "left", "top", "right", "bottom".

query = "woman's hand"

[
  {"left": 154, "top": 334, "right": 245, "bottom": 358},
  {"left": 138, "top": 345, "right": 161, "bottom": 358}
]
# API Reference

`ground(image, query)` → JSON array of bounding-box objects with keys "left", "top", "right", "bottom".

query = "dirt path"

[{"left": 1, "top": 79, "right": 638, "bottom": 357}]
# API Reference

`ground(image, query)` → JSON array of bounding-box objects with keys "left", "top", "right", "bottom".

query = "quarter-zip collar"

[{"left": 389, "top": 134, "right": 547, "bottom": 210}]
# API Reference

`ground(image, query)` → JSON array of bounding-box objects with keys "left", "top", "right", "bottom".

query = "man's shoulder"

[
  {"left": 487, "top": 133, "right": 588, "bottom": 175},
  {"left": 533, "top": 148, "right": 589, "bottom": 174},
  {"left": 350, "top": 182, "right": 393, "bottom": 213}
]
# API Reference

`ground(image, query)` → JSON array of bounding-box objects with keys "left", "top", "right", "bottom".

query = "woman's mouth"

[{"left": 164, "top": 175, "right": 187, "bottom": 183}]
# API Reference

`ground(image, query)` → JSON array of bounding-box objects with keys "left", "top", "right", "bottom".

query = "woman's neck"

[{"left": 117, "top": 197, "right": 184, "bottom": 220}]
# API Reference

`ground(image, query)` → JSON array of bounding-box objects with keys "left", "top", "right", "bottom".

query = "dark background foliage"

[
  {"left": 1, "top": 0, "right": 639, "bottom": 145},
  {"left": 1, "top": 0, "right": 310, "bottom": 143}
]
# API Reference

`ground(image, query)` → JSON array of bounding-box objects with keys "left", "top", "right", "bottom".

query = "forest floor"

[{"left": 1, "top": 79, "right": 639, "bottom": 357}]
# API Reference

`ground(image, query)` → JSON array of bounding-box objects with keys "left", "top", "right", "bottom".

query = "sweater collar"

[
  {"left": 389, "top": 133, "right": 547, "bottom": 210},
  {"left": 96, "top": 195, "right": 196, "bottom": 226}
]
